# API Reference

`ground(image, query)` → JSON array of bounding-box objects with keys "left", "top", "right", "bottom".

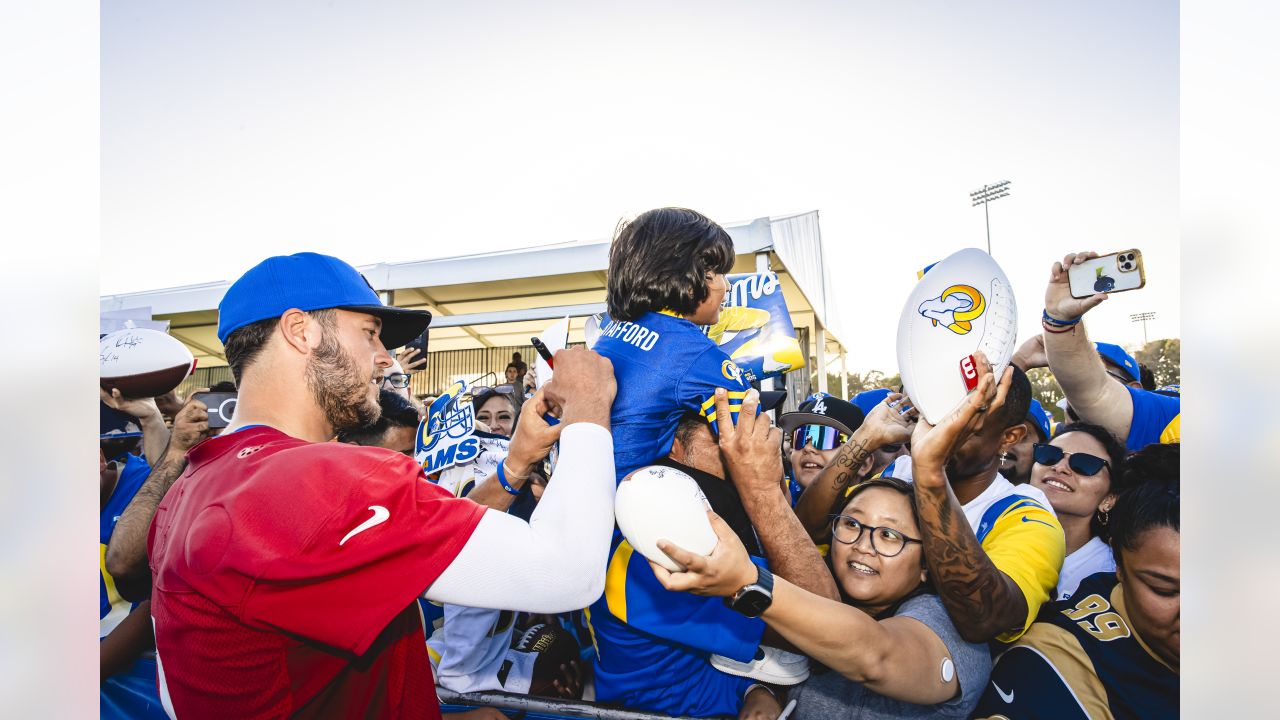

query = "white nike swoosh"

[
  {"left": 993, "top": 680, "right": 1014, "bottom": 703},
  {"left": 340, "top": 505, "right": 390, "bottom": 546}
]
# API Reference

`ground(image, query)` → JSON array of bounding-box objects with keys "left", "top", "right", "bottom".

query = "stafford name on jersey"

[{"left": 601, "top": 319, "right": 660, "bottom": 351}]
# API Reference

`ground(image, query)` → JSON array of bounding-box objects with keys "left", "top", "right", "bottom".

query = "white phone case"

[{"left": 1068, "top": 250, "right": 1146, "bottom": 298}]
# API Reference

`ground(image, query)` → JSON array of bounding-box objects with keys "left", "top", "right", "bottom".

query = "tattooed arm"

[
  {"left": 908, "top": 355, "right": 1027, "bottom": 643},
  {"left": 911, "top": 467, "right": 1028, "bottom": 643},
  {"left": 105, "top": 395, "right": 211, "bottom": 602},
  {"left": 794, "top": 393, "right": 915, "bottom": 543}
]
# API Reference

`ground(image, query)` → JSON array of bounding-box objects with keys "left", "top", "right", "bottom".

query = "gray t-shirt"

[{"left": 788, "top": 594, "right": 992, "bottom": 719}]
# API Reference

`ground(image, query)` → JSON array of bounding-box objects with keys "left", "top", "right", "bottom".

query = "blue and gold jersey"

[
  {"left": 595, "top": 311, "right": 752, "bottom": 481},
  {"left": 1126, "top": 386, "right": 1180, "bottom": 452},
  {"left": 100, "top": 453, "right": 150, "bottom": 638},
  {"left": 973, "top": 572, "right": 1178, "bottom": 719},
  {"left": 585, "top": 533, "right": 766, "bottom": 717}
]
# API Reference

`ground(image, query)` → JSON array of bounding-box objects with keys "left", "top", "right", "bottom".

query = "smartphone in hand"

[
  {"left": 192, "top": 391, "right": 238, "bottom": 429},
  {"left": 404, "top": 328, "right": 430, "bottom": 358},
  {"left": 1068, "top": 250, "right": 1146, "bottom": 298}
]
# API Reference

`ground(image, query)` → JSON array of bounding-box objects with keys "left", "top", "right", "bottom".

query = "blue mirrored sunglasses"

[{"left": 792, "top": 424, "right": 849, "bottom": 451}]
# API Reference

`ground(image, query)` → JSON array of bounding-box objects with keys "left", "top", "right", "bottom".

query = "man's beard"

[{"left": 305, "top": 328, "right": 381, "bottom": 434}]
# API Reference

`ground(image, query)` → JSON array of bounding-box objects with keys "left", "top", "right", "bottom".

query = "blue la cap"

[
  {"left": 852, "top": 388, "right": 893, "bottom": 416},
  {"left": 217, "top": 252, "right": 431, "bottom": 348},
  {"left": 1094, "top": 342, "right": 1140, "bottom": 383},
  {"left": 1026, "top": 398, "right": 1052, "bottom": 441}
]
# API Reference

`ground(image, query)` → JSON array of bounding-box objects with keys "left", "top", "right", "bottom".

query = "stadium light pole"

[
  {"left": 970, "top": 180, "right": 1011, "bottom": 255},
  {"left": 1131, "top": 311, "right": 1156, "bottom": 346}
]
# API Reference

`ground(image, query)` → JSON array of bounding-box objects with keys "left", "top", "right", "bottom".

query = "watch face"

[{"left": 735, "top": 589, "right": 772, "bottom": 618}]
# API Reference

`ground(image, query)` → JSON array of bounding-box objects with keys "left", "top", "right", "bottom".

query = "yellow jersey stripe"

[
  {"left": 604, "top": 541, "right": 635, "bottom": 624},
  {"left": 1160, "top": 414, "right": 1181, "bottom": 444},
  {"left": 699, "top": 393, "right": 749, "bottom": 411}
]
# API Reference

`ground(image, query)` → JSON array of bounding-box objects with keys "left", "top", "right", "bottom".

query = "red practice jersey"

[{"left": 148, "top": 426, "right": 487, "bottom": 719}]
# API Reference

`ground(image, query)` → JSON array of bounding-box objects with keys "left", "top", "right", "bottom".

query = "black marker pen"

[{"left": 530, "top": 337, "right": 555, "bottom": 369}]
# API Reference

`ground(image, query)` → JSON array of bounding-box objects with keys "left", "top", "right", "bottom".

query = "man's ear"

[
  {"left": 857, "top": 452, "right": 874, "bottom": 478},
  {"left": 279, "top": 308, "right": 316, "bottom": 355},
  {"left": 1000, "top": 423, "right": 1027, "bottom": 454}
]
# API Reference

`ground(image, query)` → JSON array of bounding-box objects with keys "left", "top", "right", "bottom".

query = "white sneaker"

[{"left": 710, "top": 646, "right": 810, "bottom": 685}]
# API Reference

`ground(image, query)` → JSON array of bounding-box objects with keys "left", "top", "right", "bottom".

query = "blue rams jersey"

[
  {"left": 594, "top": 311, "right": 752, "bottom": 481},
  {"left": 585, "top": 533, "right": 767, "bottom": 717},
  {"left": 1126, "top": 385, "right": 1180, "bottom": 452},
  {"left": 100, "top": 453, "right": 151, "bottom": 637},
  {"left": 973, "top": 572, "right": 1178, "bottom": 719}
]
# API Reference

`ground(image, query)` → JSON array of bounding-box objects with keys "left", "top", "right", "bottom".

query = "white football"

[
  {"left": 615, "top": 465, "right": 718, "bottom": 572},
  {"left": 896, "top": 248, "right": 1018, "bottom": 425},
  {"left": 100, "top": 328, "right": 196, "bottom": 398}
]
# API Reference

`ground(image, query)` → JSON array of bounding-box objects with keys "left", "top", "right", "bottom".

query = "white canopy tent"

[{"left": 100, "top": 211, "right": 854, "bottom": 397}]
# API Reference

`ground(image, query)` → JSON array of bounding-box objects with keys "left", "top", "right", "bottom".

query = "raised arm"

[
  {"left": 104, "top": 393, "right": 211, "bottom": 601},
  {"left": 425, "top": 347, "right": 618, "bottom": 613},
  {"left": 654, "top": 513, "right": 960, "bottom": 706},
  {"left": 794, "top": 394, "right": 915, "bottom": 542},
  {"left": 100, "top": 387, "right": 170, "bottom": 466},
  {"left": 712, "top": 388, "right": 838, "bottom": 602},
  {"left": 908, "top": 357, "right": 1028, "bottom": 643},
  {"left": 1042, "top": 251, "right": 1135, "bottom": 439}
]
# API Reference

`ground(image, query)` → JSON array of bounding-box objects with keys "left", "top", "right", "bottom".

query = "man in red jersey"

[{"left": 146, "top": 252, "right": 617, "bottom": 719}]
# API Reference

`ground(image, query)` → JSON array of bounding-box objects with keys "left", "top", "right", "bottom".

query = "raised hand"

[
  {"left": 909, "top": 351, "right": 1007, "bottom": 486},
  {"left": 1046, "top": 251, "right": 1109, "bottom": 322},
  {"left": 396, "top": 346, "right": 427, "bottom": 373},
  {"left": 100, "top": 386, "right": 162, "bottom": 421},
  {"left": 170, "top": 391, "right": 212, "bottom": 454},
  {"left": 860, "top": 392, "right": 918, "bottom": 447},
  {"left": 713, "top": 388, "right": 784, "bottom": 496},
  {"left": 541, "top": 346, "right": 615, "bottom": 428}
]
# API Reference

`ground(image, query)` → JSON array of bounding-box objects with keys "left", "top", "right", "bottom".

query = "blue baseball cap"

[
  {"left": 1026, "top": 399, "right": 1052, "bottom": 442},
  {"left": 217, "top": 252, "right": 431, "bottom": 348},
  {"left": 852, "top": 388, "right": 893, "bottom": 416},
  {"left": 1094, "top": 342, "right": 1140, "bottom": 383}
]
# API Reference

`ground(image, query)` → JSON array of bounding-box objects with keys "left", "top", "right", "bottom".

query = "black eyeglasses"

[
  {"left": 1032, "top": 443, "right": 1110, "bottom": 476},
  {"left": 382, "top": 373, "right": 411, "bottom": 389},
  {"left": 830, "top": 515, "right": 922, "bottom": 557}
]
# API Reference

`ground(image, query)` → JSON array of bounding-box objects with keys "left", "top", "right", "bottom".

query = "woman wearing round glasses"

[
  {"left": 656, "top": 476, "right": 993, "bottom": 719},
  {"left": 1027, "top": 422, "right": 1127, "bottom": 600}
]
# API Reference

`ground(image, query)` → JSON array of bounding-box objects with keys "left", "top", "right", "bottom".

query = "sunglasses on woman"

[
  {"left": 792, "top": 424, "right": 849, "bottom": 452},
  {"left": 1032, "top": 443, "right": 1110, "bottom": 476}
]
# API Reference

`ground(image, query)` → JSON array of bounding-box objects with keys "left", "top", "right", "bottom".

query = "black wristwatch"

[{"left": 726, "top": 566, "right": 774, "bottom": 617}]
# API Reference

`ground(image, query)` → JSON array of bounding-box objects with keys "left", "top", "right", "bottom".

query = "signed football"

[
  {"left": 615, "top": 465, "right": 717, "bottom": 572},
  {"left": 99, "top": 328, "right": 196, "bottom": 398},
  {"left": 895, "top": 248, "right": 1018, "bottom": 425}
]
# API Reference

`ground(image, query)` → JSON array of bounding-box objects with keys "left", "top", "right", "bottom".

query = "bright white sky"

[{"left": 101, "top": 0, "right": 1178, "bottom": 372}]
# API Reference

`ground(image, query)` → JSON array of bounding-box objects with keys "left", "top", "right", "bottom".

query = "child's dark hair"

[
  {"left": 1109, "top": 443, "right": 1179, "bottom": 568},
  {"left": 605, "top": 208, "right": 736, "bottom": 321},
  {"left": 1049, "top": 422, "right": 1127, "bottom": 540}
]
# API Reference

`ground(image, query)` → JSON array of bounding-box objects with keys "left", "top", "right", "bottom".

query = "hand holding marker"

[{"left": 531, "top": 337, "right": 559, "bottom": 426}]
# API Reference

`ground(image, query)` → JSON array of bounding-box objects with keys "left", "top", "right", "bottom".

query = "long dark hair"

[
  {"left": 605, "top": 207, "right": 735, "bottom": 321},
  {"left": 1049, "top": 422, "right": 1127, "bottom": 540}
]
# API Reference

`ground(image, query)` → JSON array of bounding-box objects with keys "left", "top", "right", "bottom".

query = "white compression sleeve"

[{"left": 424, "top": 422, "right": 616, "bottom": 613}]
